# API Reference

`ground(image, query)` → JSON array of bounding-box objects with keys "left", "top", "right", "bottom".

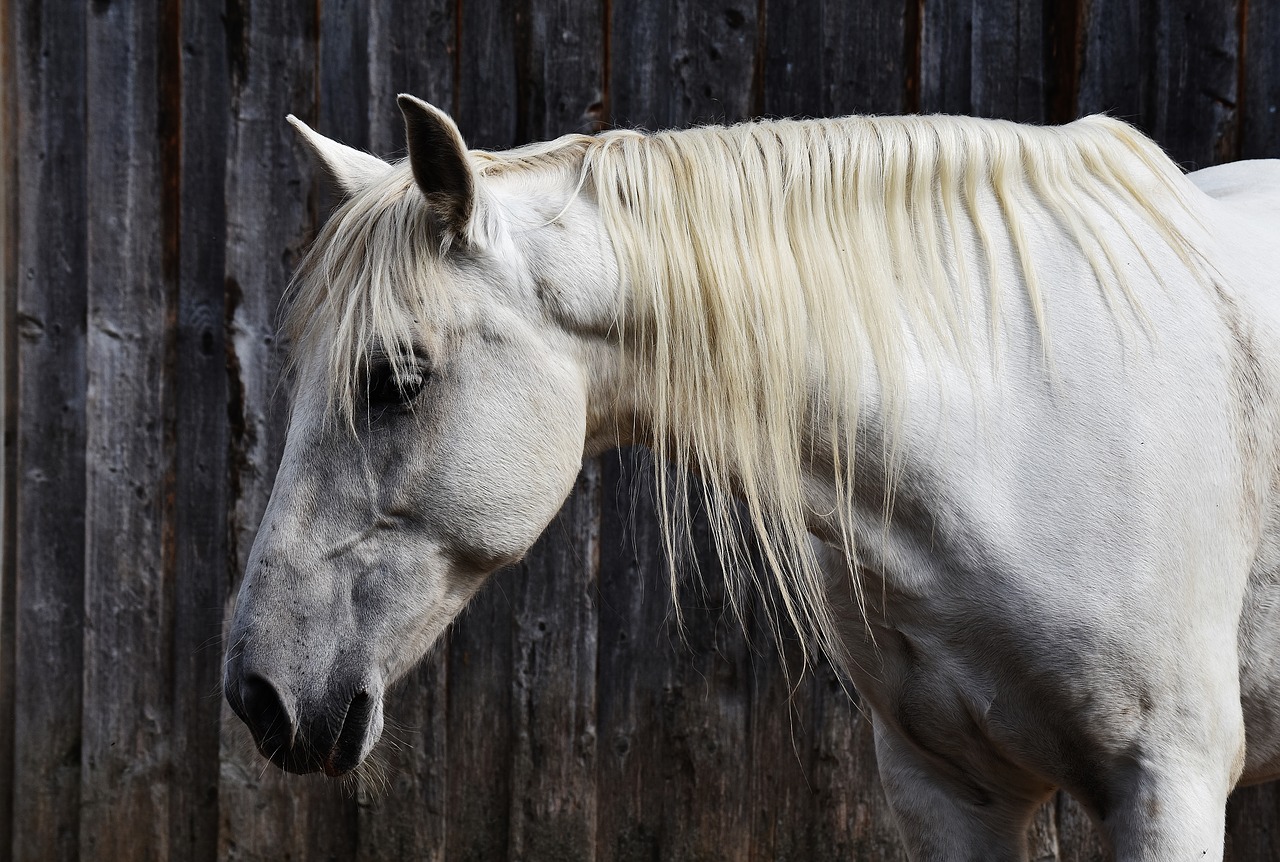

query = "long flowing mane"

[{"left": 288, "top": 114, "right": 1201, "bottom": 665}]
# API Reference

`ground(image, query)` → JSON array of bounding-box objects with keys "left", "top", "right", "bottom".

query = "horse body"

[{"left": 224, "top": 98, "right": 1280, "bottom": 860}]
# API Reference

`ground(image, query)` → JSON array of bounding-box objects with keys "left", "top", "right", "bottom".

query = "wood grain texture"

[
  {"left": 0, "top": 0, "right": 17, "bottom": 853},
  {"left": 1078, "top": 0, "right": 1242, "bottom": 168},
  {"left": 11, "top": 1, "right": 87, "bottom": 859},
  {"left": 169, "top": 0, "right": 232, "bottom": 857},
  {"left": 216, "top": 1, "right": 360, "bottom": 857},
  {"left": 1243, "top": 0, "right": 1280, "bottom": 157},
  {"left": 80, "top": 1, "right": 173, "bottom": 858},
  {"left": 762, "top": 0, "right": 908, "bottom": 118},
  {"left": 367, "top": 0, "right": 456, "bottom": 156},
  {"left": 595, "top": 449, "right": 676, "bottom": 862},
  {"left": 921, "top": 0, "right": 1055, "bottom": 121},
  {"left": 1226, "top": 783, "right": 1280, "bottom": 861}
]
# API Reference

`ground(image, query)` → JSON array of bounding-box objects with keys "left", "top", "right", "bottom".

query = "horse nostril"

[
  {"left": 240, "top": 673, "right": 295, "bottom": 753},
  {"left": 326, "top": 690, "right": 375, "bottom": 776}
]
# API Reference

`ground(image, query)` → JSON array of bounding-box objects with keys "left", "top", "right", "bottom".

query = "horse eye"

[{"left": 367, "top": 363, "right": 428, "bottom": 411}]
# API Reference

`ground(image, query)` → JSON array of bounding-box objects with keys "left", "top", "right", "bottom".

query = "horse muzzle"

[{"left": 226, "top": 664, "right": 384, "bottom": 776}]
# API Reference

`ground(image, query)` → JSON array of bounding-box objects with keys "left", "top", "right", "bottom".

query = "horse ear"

[
  {"left": 397, "top": 94, "right": 474, "bottom": 233},
  {"left": 287, "top": 114, "right": 390, "bottom": 197}
]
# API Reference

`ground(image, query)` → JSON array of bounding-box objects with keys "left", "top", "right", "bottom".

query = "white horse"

[{"left": 224, "top": 94, "right": 1280, "bottom": 861}]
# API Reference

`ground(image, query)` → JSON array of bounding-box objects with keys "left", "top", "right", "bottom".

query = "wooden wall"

[{"left": 2, "top": 0, "right": 1278, "bottom": 859}]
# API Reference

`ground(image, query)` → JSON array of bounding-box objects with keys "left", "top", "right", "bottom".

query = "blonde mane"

[{"left": 288, "top": 113, "right": 1199, "bottom": 665}]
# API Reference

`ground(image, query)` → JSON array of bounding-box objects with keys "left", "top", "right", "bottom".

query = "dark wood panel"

[
  {"left": 456, "top": 0, "right": 518, "bottom": 149},
  {"left": 1243, "top": 0, "right": 1280, "bottom": 158},
  {"left": 169, "top": 0, "right": 232, "bottom": 857},
  {"left": 762, "top": 0, "right": 908, "bottom": 118},
  {"left": 0, "top": 0, "right": 18, "bottom": 854},
  {"left": 1226, "top": 783, "right": 1280, "bottom": 861},
  {"left": 10, "top": 1, "right": 87, "bottom": 859},
  {"left": 216, "top": 0, "right": 360, "bottom": 857},
  {"left": 1078, "top": 0, "right": 1241, "bottom": 168},
  {"left": 355, "top": 653, "right": 449, "bottom": 862},
  {"left": 367, "top": 0, "right": 456, "bottom": 156},
  {"left": 80, "top": 1, "right": 173, "bottom": 858},
  {"left": 920, "top": 0, "right": 1055, "bottom": 122},
  {"left": 595, "top": 450, "right": 677, "bottom": 862}
]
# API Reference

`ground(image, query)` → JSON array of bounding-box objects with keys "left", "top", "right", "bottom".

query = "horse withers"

[{"left": 223, "top": 95, "right": 1280, "bottom": 860}]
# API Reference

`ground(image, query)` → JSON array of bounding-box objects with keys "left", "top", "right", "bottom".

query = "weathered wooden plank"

[
  {"left": 1226, "top": 784, "right": 1280, "bottom": 861},
  {"left": 318, "top": 0, "right": 370, "bottom": 216},
  {"left": 762, "top": 0, "right": 907, "bottom": 119},
  {"left": 1078, "top": 0, "right": 1241, "bottom": 168},
  {"left": 356, "top": 4, "right": 455, "bottom": 860},
  {"left": 367, "top": 0, "right": 455, "bottom": 156},
  {"left": 80, "top": 1, "right": 174, "bottom": 858},
  {"left": 355, "top": 653, "right": 449, "bottom": 862},
  {"left": 444, "top": 575, "right": 517, "bottom": 862},
  {"left": 10, "top": 1, "right": 87, "bottom": 859},
  {"left": 595, "top": 450, "right": 675, "bottom": 862},
  {"left": 611, "top": 0, "right": 757, "bottom": 130},
  {"left": 217, "top": 0, "right": 360, "bottom": 857},
  {"left": 499, "top": 5, "right": 607, "bottom": 860},
  {"left": 1243, "top": 0, "right": 1280, "bottom": 158},
  {"left": 745, "top": 617, "right": 815, "bottom": 862},
  {"left": 170, "top": 0, "right": 232, "bottom": 858},
  {"left": 456, "top": 0, "right": 518, "bottom": 149},
  {"left": 920, "top": 0, "right": 1054, "bottom": 122},
  {"left": 664, "top": 510, "right": 753, "bottom": 861},
  {"left": 515, "top": 0, "right": 607, "bottom": 141},
  {"left": 0, "top": 0, "right": 18, "bottom": 852},
  {"left": 508, "top": 468, "right": 601, "bottom": 862},
  {"left": 806, "top": 667, "right": 908, "bottom": 862},
  {"left": 438, "top": 5, "right": 521, "bottom": 862}
]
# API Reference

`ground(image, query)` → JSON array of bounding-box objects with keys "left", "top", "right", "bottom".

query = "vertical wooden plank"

[
  {"left": 596, "top": 450, "right": 676, "bottom": 862},
  {"left": 317, "top": 0, "right": 370, "bottom": 215},
  {"left": 1078, "top": 0, "right": 1241, "bottom": 168},
  {"left": 762, "top": 0, "right": 907, "bottom": 118},
  {"left": 508, "top": 468, "right": 602, "bottom": 862},
  {"left": 320, "top": 0, "right": 370, "bottom": 153},
  {"left": 744, "top": 617, "right": 813, "bottom": 862},
  {"left": 0, "top": 0, "right": 18, "bottom": 851},
  {"left": 1242, "top": 0, "right": 1280, "bottom": 158},
  {"left": 1226, "top": 783, "right": 1280, "bottom": 861},
  {"left": 171, "top": 0, "right": 232, "bottom": 858},
  {"left": 440, "top": 5, "right": 520, "bottom": 862},
  {"left": 920, "top": 0, "right": 1053, "bottom": 122},
  {"left": 611, "top": 0, "right": 757, "bottom": 130},
  {"left": 217, "top": 0, "right": 360, "bottom": 857},
  {"left": 806, "top": 670, "right": 908, "bottom": 861},
  {"left": 456, "top": 0, "right": 518, "bottom": 149},
  {"left": 357, "top": 6, "right": 455, "bottom": 861},
  {"left": 367, "top": 0, "right": 456, "bottom": 156},
  {"left": 11, "top": 1, "right": 86, "bottom": 859},
  {"left": 80, "top": 1, "right": 173, "bottom": 858},
  {"left": 502, "top": 5, "right": 606, "bottom": 860}
]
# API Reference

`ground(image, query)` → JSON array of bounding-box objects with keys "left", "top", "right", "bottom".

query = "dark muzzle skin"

[{"left": 225, "top": 651, "right": 382, "bottom": 776}]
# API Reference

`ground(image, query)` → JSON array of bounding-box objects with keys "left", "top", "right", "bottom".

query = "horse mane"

[{"left": 287, "top": 113, "right": 1200, "bottom": 666}]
